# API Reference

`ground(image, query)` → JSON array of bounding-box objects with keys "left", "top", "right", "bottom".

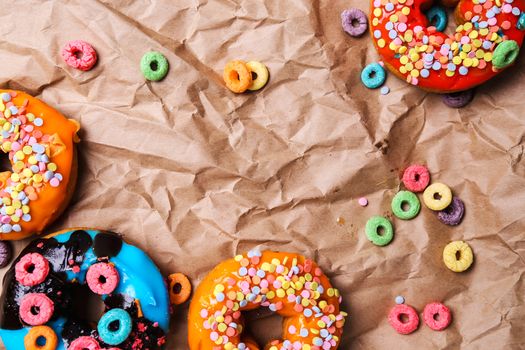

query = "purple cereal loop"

[
  {"left": 437, "top": 197, "right": 465, "bottom": 226},
  {"left": 341, "top": 8, "right": 368, "bottom": 37},
  {"left": 442, "top": 89, "right": 475, "bottom": 108},
  {"left": 0, "top": 241, "right": 12, "bottom": 268}
]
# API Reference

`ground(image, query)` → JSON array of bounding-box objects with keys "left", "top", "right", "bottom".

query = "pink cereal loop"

[
  {"left": 86, "top": 262, "right": 119, "bottom": 295},
  {"left": 61, "top": 40, "right": 98, "bottom": 71},
  {"left": 402, "top": 164, "right": 430, "bottom": 192},
  {"left": 388, "top": 304, "right": 419, "bottom": 335},
  {"left": 15, "top": 253, "right": 50, "bottom": 286},
  {"left": 19, "top": 293, "right": 54, "bottom": 326},
  {"left": 423, "top": 302, "right": 452, "bottom": 331},
  {"left": 68, "top": 336, "right": 101, "bottom": 350}
]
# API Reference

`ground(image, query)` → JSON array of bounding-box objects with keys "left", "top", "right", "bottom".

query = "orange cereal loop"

[
  {"left": 223, "top": 60, "right": 252, "bottom": 93},
  {"left": 24, "top": 325, "right": 58, "bottom": 350},
  {"left": 168, "top": 273, "right": 191, "bottom": 305}
]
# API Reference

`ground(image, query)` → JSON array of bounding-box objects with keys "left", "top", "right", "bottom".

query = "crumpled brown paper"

[{"left": 0, "top": 0, "right": 524, "bottom": 349}]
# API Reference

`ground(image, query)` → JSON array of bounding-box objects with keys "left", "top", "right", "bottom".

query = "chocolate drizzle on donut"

[{"left": 94, "top": 231, "right": 123, "bottom": 258}]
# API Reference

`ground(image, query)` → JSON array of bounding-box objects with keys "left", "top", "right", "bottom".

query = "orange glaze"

[
  {"left": 0, "top": 90, "right": 79, "bottom": 240},
  {"left": 188, "top": 251, "right": 347, "bottom": 350},
  {"left": 370, "top": 0, "right": 525, "bottom": 92}
]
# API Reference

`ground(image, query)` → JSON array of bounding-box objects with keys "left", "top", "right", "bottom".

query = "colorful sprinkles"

[
  {"left": 0, "top": 92, "right": 65, "bottom": 234},
  {"left": 198, "top": 250, "right": 346, "bottom": 349}
]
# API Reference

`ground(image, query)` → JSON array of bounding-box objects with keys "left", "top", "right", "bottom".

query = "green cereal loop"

[
  {"left": 141, "top": 51, "right": 169, "bottom": 81},
  {"left": 492, "top": 40, "right": 520, "bottom": 69},
  {"left": 391, "top": 191, "right": 421, "bottom": 220},
  {"left": 365, "top": 216, "right": 394, "bottom": 246}
]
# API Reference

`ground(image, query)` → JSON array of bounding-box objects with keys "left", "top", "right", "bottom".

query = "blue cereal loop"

[
  {"left": 425, "top": 6, "right": 448, "bottom": 32},
  {"left": 97, "top": 308, "right": 132, "bottom": 346},
  {"left": 361, "top": 63, "right": 386, "bottom": 89}
]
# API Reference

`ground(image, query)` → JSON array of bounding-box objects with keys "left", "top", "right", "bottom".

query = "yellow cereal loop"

[
  {"left": 246, "top": 61, "right": 269, "bottom": 91},
  {"left": 443, "top": 241, "right": 474, "bottom": 272},
  {"left": 423, "top": 183, "right": 452, "bottom": 211}
]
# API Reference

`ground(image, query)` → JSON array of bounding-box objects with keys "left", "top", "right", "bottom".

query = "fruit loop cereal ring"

[
  {"left": 223, "top": 60, "right": 252, "bottom": 93},
  {"left": 140, "top": 51, "right": 169, "bottom": 81},
  {"left": 442, "top": 89, "right": 475, "bottom": 108},
  {"left": 19, "top": 293, "right": 54, "bottom": 326},
  {"left": 519, "top": 13, "right": 525, "bottom": 29},
  {"left": 425, "top": 6, "right": 448, "bottom": 32},
  {"left": 68, "top": 336, "right": 100, "bottom": 350},
  {"left": 97, "top": 308, "right": 133, "bottom": 345},
  {"left": 23, "top": 326, "right": 58, "bottom": 350},
  {"left": 443, "top": 241, "right": 474, "bottom": 272},
  {"left": 438, "top": 196, "right": 465, "bottom": 226},
  {"left": 388, "top": 304, "right": 419, "bottom": 335},
  {"left": 61, "top": 40, "right": 98, "bottom": 71},
  {"left": 168, "top": 273, "right": 192, "bottom": 305},
  {"left": 246, "top": 61, "right": 269, "bottom": 91},
  {"left": 341, "top": 8, "right": 368, "bottom": 37},
  {"left": 15, "top": 253, "right": 49, "bottom": 287},
  {"left": 0, "top": 241, "right": 12, "bottom": 268},
  {"left": 423, "top": 183, "right": 452, "bottom": 211},
  {"left": 188, "top": 251, "right": 347, "bottom": 349},
  {"left": 402, "top": 164, "right": 430, "bottom": 192},
  {"left": 365, "top": 216, "right": 394, "bottom": 246},
  {"left": 86, "top": 262, "right": 119, "bottom": 295},
  {"left": 391, "top": 190, "right": 421, "bottom": 220},
  {"left": 423, "top": 302, "right": 452, "bottom": 331},
  {"left": 361, "top": 62, "right": 386, "bottom": 89},
  {"left": 370, "top": 0, "right": 525, "bottom": 92}
]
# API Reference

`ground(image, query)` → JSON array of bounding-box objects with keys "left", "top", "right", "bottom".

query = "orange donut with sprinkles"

[
  {"left": 370, "top": 0, "right": 525, "bottom": 92},
  {"left": 188, "top": 250, "right": 347, "bottom": 350},
  {"left": 0, "top": 90, "right": 79, "bottom": 240}
]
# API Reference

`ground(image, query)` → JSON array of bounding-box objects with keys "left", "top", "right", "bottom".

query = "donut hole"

[
  {"left": 244, "top": 308, "right": 283, "bottom": 347},
  {"left": 26, "top": 263, "right": 36, "bottom": 274},
  {"left": 455, "top": 250, "right": 462, "bottom": 260},
  {"left": 351, "top": 18, "right": 360, "bottom": 27},
  {"left": 401, "top": 201, "right": 411, "bottom": 212},
  {"left": 98, "top": 275, "right": 107, "bottom": 284},
  {"left": 36, "top": 336, "right": 47, "bottom": 347},
  {"left": 251, "top": 71, "right": 258, "bottom": 81},
  {"left": 172, "top": 282, "right": 182, "bottom": 295},
  {"left": 72, "top": 49, "right": 84, "bottom": 60},
  {"left": 433, "top": 192, "right": 442, "bottom": 200},
  {"left": 229, "top": 70, "right": 240, "bottom": 82},
  {"left": 433, "top": 313, "right": 441, "bottom": 321},
  {"left": 376, "top": 226, "right": 386, "bottom": 236},
  {"left": 368, "top": 70, "right": 377, "bottom": 79},
  {"left": 109, "top": 319, "right": 121, "bottom": 332},
  {"left": 398, "top": 313, "right": 410, "bottom": 324},
  {"left": 414, "top": 173, "right": 420, "bottom": 181},
  {"left": 150, "top": 60, "right": 159, "bottom": 71},
  {"left": 30, "top": 305, "right": 40, "bottom": 316},
  {"left": 0, "top": 152, "right": 11, "bottom": 174},
  {"left": 70, "top": 284, "right": 105, "bottom": 323}
]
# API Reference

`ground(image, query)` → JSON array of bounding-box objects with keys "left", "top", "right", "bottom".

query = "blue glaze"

[
  {"left": 425, "top": 6, "right": 448, "bottom": 33},
  {"left": 0, "top": 228, "right": 169, "bottom": 349}
]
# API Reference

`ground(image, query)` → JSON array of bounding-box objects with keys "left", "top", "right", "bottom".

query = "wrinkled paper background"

[{"left": 0, "top": 0, "right": 524, "bottom": 348}]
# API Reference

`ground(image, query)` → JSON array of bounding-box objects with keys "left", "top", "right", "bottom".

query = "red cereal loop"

[
  {"left": 61, "top": 40, "right": 98, "bottom": 71},
  {"left": 402, "top": 165, "right": 430, "bottom": 192},
  {"left": 68, "top": 336, "right": 100, "bottom": 350},
  {"left": 15, "top": 253, "right": 50, "bottom": 286},
  {"left": 423, "top": 302, "right": 452, "bottom": 331},
  {"left": 19, "top": 293, "right": 54, "bottom": 326},
  {"left": 388, "top": 304, "right": 420, "bottom": 335},
  {"left": 86, "top": 262, "right": 119, "bottom": 295}
]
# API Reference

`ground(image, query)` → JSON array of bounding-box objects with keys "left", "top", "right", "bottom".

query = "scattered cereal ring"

[
  {"left": 402, "top": 165, "right": 430, "bottom": 192},
  {"left": 437, "top": 196, "right": 465, "bottom": 226},
  {"left": 492, "top": 40, "right": 520, "bottom": 69},
  {"left": 97, "top": 308, "right": 132, "bottom": 345},
  {"left": 140, "top": 51, "right": 169, "bottom": 81},
  {"left": 361, "top": 63, "right": 386, "bottom": 89},
  {"left": 61, "top": 40, "right": 98, "bottom": 71},
  {"left": 24, "top": 326, "right": 58, "bottom": 350},
  {"left": 15, "top": 253, "right": 49, "bottom": 287},
  {"left": 423, "top": 183, "right": 452, "bottom": 211},
  {"left": 391, "top": 191, "right": 421, "bottom": 220},
  {"left": 86, "top": 262, "right": 119, "bottom": 295},
  {"left": 0, "top": 241, "right": 12, "bottom": 268},
  {"left": 168, "top": 272, "right": 192, "bottom": 305},
  {"left": 68, "top": 336, "right": 100, "bottom": 350},
  {"left": 423, "top": 302, "right": 452, "bottom": 331},
  {"left": 341, "top": 8, "right": 368, "bottom": 37},
  {"left": 388, "top": 304, "right": 419, "bottom": 335},
  {"left": 246, "top": 61, "right": 269, "bottom": 91},
  {"left": 442, "top": 89, "right": 475, "bottom": 108},
  {"left": 365, "top": 216, "right": 394, "bottom": 246},
  {"left": 425, "top": 6, "right": 448, "bottom": 32},
  {"left": 19, "top": 293, "right": 54, "bottom": 326},
  {"left": 443, "top": 241, "right": 474, "bottom": 272},
  {"left": 223, "top": 60, "right": 252, "bottom": 93}
]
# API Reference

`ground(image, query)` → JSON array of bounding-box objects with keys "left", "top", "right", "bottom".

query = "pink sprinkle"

[
  {"left": 49, "top": 178, "right": 60, "bottom": 187},
  {"left": 200, "top": 309, "right": 208, "bottom": 318},
  {"left": 358, "top": 197, "right": 368, "bottom": 207}
]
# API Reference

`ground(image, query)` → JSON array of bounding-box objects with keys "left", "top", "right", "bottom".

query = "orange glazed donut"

[
  {"left": 188, "top": 250, "right": 347, "bottom": 350},
  {"left": 370, "top": 0, "right": 525, "bottom": 92},
  {"left": 0, "top": 90, "right": 79, "bottom": 240}
]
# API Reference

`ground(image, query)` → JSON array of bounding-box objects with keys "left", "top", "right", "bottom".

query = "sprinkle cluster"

[
  {"left": 0, "top": 92, "right": 64, "bottom": 234},
  {"left": 371, "top": 0, "right": 523, "bottom": 85},
  {"left": 200, "top": 250, "right": 347, "bottom": 350}
]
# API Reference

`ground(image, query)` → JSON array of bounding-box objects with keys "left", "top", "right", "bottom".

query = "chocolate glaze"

[{"left": 0, "top": 229, "right": 166, "bottom": 349}]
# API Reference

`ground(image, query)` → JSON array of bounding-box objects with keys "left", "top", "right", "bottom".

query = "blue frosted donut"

[{"left": 0, "top": 228, "right": 170, "bottom": 350}]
